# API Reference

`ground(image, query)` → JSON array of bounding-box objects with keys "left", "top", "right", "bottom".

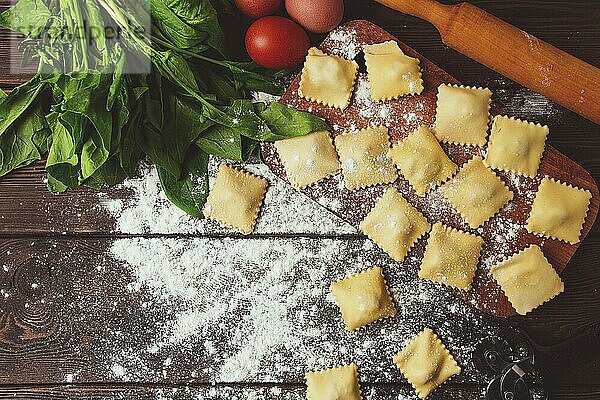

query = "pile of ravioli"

[{"left": 201, "top": 41, "right": 592, "bottom": 399}]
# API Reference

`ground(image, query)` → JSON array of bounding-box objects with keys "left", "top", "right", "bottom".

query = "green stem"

[
  {"left": 150, "top": 36, "right": 212, "bottom": 62},
  {"left": 66, "top": 0, "right": 89, "bottom": 70}
]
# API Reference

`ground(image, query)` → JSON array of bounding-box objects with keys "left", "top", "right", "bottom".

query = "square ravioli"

[
  {"left": 433, "top": 84, "right": 492, "bottom": 146},
  {"left": 330, "top": 267, "right": 396, "bottom": 331},
  {"left": 299, "top": 47, "right": 358, "bottom": 110},
  {"left": 203, "top": 164, "right": 268, "bottom": 234},
  {"left": 440, "top": 157, "right": 513, "bottom": 229},
  {"left": 364, "top": 40, "right": 423, "bottom": 101},
  {"left": 419, "top": 222, "right": 484, "bottom": 290},
  {"left": 388, "top": 125, "right": 457, "bottom": 196},
  {"left": 484, "top": 116, "right": 549, "bottom": 177},
  {"left": 359, "top": 187, "right": 430, "bottom": 263},
  {"left": 334, "top": 126, "right": 398, "bottom": 190},
  {"left": 275, "top": 131, "right": 340, "bottom": 189},
  {"left": 490, "top": 245, "right": 564, "bottom": 315},
  {"left": 527, "top": 177, "right": 591, "bottom": 243},
  {"left": 393, "top": 328, "right": 461, "bottom": 399},
  {"left": 306, "top": 363, "right": 362, "bottom": 400}
]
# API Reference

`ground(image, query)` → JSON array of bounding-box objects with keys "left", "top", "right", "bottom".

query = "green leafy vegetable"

[
  {"left": 0, "top": 0, "right": 50, "bottom": 38},
  {"left": 196, "top": 125, "right": 243, "bottom": 161},
  {"left": 0, "top": 0, "right": 330, "bottom": 216},
  {"left": 158, "top": 147, "right": 209, "bottom": 217}
]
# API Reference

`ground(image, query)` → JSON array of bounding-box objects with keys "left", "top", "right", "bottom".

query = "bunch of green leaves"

[{"left": 0, "top": 0, "right": 329, "bottom": 217}]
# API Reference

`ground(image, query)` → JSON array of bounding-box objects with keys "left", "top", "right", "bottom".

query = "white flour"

[{"left": 98, "top": 160, "right": 354, "bottom": 235}]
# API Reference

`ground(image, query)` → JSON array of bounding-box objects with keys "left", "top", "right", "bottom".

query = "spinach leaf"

[
  {"left": 221, "top": 100, "right": 330, "bottom": 142},
  {"left": 223, "top": 61, "right": 285, "bottom": 94},
  {"left": 137, "top": 92, "right": 213, "bottom": 179},
  {"left": 85, "top": 153, "right": 128, "bottom": 187},
  {"left": 157, "top": 146, "right": 209, "bottom": 217},
  {"left": 107, "top": 44, "right": 126, "bottom": 111},
  {"left": 258, "top": 102, "right": 330, "bottom": 139},
  {"left": 0, "top": 89, "right": 7, "bottom": 101},
  {"left": 137, "top": 122, "right": 182, "bottom": 178},
  {"left": 120, "top": 105, "right": 143, "bottom": 177},
  {"left": 62, "top": 76, "right": 113, "bottom": 179},
  {"left": 46, "top": 120, "right": 79, "bottom": 192},
  {"left": 163, "top": 0, "right": 226, "bottom": 55},
  {"left": 195, "top": 124, "right": 242, "bottom": 160},
  {"left": 0, "top": 103, "right": 50, "bottom": 177},
  {"left": 165, "top": 94, "right": 214, "bottom": 164},
  {"left": 152, "top": 50, "right": 199, "bottom": 92},
  {"left": 0, "top": 77, "right": 44, "bottom": 135},
  {"left": 0, "top": 0, "right": 51, "bottom": 38},
  {"left": 149, "top": 0, "right": 205, "bottom": 49}
]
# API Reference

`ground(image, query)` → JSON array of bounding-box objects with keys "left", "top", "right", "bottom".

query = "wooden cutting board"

[{"left": 261, "top": 20, "right": 600, "bottom": 317}]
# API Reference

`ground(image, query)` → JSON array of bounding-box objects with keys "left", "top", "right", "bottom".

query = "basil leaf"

[
  {"left": 195, "top": 124, "right": 242, "bottom": 161},
  {"left": 157, "top": 146, "right": 209, "bottom": 217},
  {"left": 258, "top": 102, "right": 330, "bottom": 139},
  {"left": 0, "top": 0, "right": 51, "bottom": 38}
]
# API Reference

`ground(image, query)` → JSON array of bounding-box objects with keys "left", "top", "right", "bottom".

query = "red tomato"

[
  {"left": 234, "top": 0, "right": 282, "bottom": 19},
  {"left": 245, "top": 16, "right": 310, "bottom": 69}
]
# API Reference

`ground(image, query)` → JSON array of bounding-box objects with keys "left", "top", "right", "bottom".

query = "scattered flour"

[{"left": 98, "top": 159, "right": 353, "bottom": 235}]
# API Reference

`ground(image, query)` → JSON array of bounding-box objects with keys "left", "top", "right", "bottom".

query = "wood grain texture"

[
  {"left": 262, "top": 20, "right": 599, "bottom": 317},
  {"left": 0, "top": 384, "right": 479, "bottom": 400},
  {"left": 0, "top": 236, "right": 598, "bottom": 393},
  {"left": 0, "top": 385, "right": 597, "bottom": 400},
  {"left": 0, "top": 0, "right": 599, "bottom": 398}
]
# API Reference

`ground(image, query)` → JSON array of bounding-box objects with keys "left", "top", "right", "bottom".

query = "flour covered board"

[{"left": 261, "top": 20, "right": 599, "bottom": 317}]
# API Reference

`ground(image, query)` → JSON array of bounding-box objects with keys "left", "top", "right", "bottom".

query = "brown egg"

[{"left": 285, "top": 0, "right": 344, "bottom": 34}]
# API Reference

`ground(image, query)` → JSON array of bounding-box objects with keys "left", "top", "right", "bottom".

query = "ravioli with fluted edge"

[
  {"left": 419, "top": 222, "right": 484, "bottom": 290},
  {"left": 393, "top": 328, "right": 461, "bottom": 399},
  {"left": 440, "top": 157, "right": 513, "bottom": 229},
  {"left": 484, "top": 115, "right": 549, "bottom": 177},
  {"left": 433, "top": 84, "right": 492, "bottom": 146},
  {"left": 334, "top": 126, "right": 397, "bottom": 190},
  {"left": 330, "top": 266, "right": 396, "bottom": 331},
  {"left": 490, "top": 245, "right": 564, "bottom": 315},
  {"left": 203, "top": 164, "right": 268, "bottom": 234},
  {"left": 359, "top": 187, "right": 430, "bottom": 263},
  {"left": 299, "top": 47, "right": 358, "bottom": 110},
  {"left": 527, "top": 177, "right": 591, "bottom": 244},
  {"left": 275, "top": 131, "right": 340, "bottom": 189},
  {"left": 306, "top": 363, "right": 362, "bottom": 400},
  {"left": 388, "top": 125, "right": 457, "bottom": 196},
  {"left": 364, "top": 40, "right": 423, "bottom": 101}
]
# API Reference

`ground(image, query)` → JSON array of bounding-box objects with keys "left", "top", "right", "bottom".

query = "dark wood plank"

[
  {"left": 0, "top": 384, "right": 483, "bottom": 400},
  {"left": 0, "top": 235, "right": 599, "bottom": 390},
  {"left": 0, "top": 236, "right": 492, "bottom": 385},
  {"left": 0, "top": 385, "right": 597, "bottom": 400},
  {"left": 0, "top": 0, "right": 599, "bottom": 396}
]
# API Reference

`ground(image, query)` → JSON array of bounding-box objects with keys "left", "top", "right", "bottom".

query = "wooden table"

[{"left": 0, "top": 1, "right": 599, "bottom": 399}]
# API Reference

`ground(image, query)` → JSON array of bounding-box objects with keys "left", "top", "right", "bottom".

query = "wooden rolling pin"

[{"left": 375, "top": 0, "right": 600, "bottom": 125}]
